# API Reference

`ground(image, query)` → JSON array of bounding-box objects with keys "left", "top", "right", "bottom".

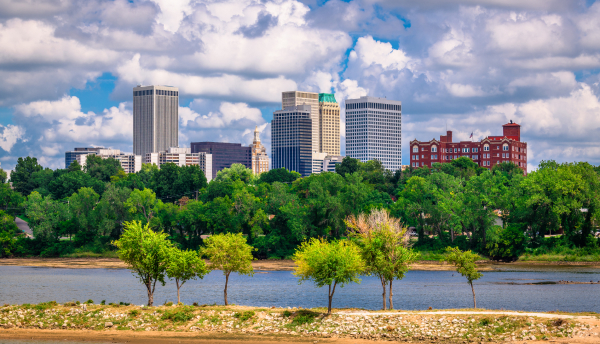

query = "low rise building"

[
  {"left": 190, "top": 142, "right": 251, "bottom": 179},
  {"left": 75, "top": 148, "right": 142, "bottom": 173},
  {"left": 145, "top": 147, "right": 213, "bottom": 181},
  {"left": 409, "top": 121, "right": 528, "bottom": 174}
]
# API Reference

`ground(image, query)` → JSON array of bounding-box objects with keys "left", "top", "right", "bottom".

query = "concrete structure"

[
  {"left": 311, "top": 154, "right": 344, "bottom": 174},
  {"left": 318, "top": 93, "right": 341, "bottom": 156},
  {"left": 271, "top": 105, "right": 313, "bottom": 177},
  {"left": 345, "top": 96, "right": 402, "bottom": 171},
  {"left": 65, "top": 147, "right": 104, "bottom": 168},
  {"left": 133, "top": 85, "right": 179, "bottom": 158},
  {"left": 75, "top": 148, "right": 142, "bottom": 173},
  {"left": 409, "top": 121, "right": 528, "bottom": 174},
  {"left": 190, "top": 142, "right": 251, "bottom": 179},
  {"left": 250, "top": 126, "right": 269, "bottom": 175},
  {"left": 145, "top": 147, "right": 213, "bottom": 181},
  {"left": 282, "top": 91, "right": 319, "bottom": 152},
  {"left": 323, "top": 155, "right": 344, "bottom": 173}
]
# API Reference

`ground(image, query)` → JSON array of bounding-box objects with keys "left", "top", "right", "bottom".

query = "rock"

[{"left": 104, "top": 322, "right": 113, "bottom": 328}]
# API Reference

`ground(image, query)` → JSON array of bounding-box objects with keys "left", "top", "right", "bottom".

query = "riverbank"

[
  {"left": 2, "top": 257, "right": 600, "bottom": 271},
  {"left": 0, "top": 303, "right": 598, "bottom": 343}
]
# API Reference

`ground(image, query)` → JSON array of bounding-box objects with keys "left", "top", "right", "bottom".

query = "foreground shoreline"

[
  {"left": 0, "top": 303, "right": 599, "bottom": 344},
  {"left": 1, "top": 257, "right": 600, "bottom": 271}
]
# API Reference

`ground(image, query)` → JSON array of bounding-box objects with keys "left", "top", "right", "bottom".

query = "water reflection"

[{"left": 0, "top": 266, "right": 599, "bottom": 312}]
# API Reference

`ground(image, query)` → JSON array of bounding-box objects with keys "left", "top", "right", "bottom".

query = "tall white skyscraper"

[
  {"left": 133, "top": 85, "right": 179, "bottom": 158},
  {"left": 345, "top": 96, "right": 402, "bottom": 171}
]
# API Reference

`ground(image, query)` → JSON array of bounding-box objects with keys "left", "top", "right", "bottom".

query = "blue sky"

[{"left": 1, "top": 0, "right": 600, "bottom": 172}]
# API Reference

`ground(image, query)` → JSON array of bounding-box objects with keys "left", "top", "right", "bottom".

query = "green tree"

[
  {"left": 48, "top": 170, "right": 106, "bottom": 199},
  {"left": 10, "top": 156, "right": 43, "bottom": 195},
  {"left": 346, "top": 209, "right": 418, "bottom": 310},
  {"left": 258, "top": 168, "right": 301, "bottom": 184},
  {"left": 0, "top": 183, "right": 25, "bottom": 216},
  {"left": 335, "top": 156, "right": 361, "bottom": 177},
  {"left": 0, "top": 168, "right": 7, "bottom": 184},
  {"left": 125, "top": 188, "right": 162, "bottom": 224},
  {"left": 24, "top": 192, "right": 70, "bottom": 242},
  {"left": 215, "top": 163, "right": 254, "bottom": 183},
  {"left": 96, "top": 184, "right": 132, "bottom": 238},
  {"left": 202, "top": 233, "right": 255, "bottom": 305},
  {"left": 68, "top": 160, "right": 82, "bottom": 172},
  {"left": 112, "top": 221, "right": 173, "bottom": 306},
  {"left": 84, "top": 155, "right": 123, "bottom": 182},
  {"left": 444, "top": 247, "right": 483, "bottom": 308},
  {"left": 69, "top": 187, "right": 100, "bottom": 239},
  {"left": 293, "top": 238, "right": 364, "bottom": 314},
  {"left": 0, "top": 210, "right": 20, "bottom": 257},
  {"left": 166, "top": 248, "right": 209, "bottom": 304},
  {"left": 485, "top": 225, "right": 526, "bottom": 261}
]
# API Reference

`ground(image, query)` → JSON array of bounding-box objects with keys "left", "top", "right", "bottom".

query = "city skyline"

[{"left": 2, "top": 1, "right": 600, "bottom": 172}]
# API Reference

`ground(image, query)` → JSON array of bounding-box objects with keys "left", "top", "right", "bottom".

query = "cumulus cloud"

[
  {"left": 1, "top": 0, "right": 600, "bottom": 170},
  {"left": 0, "top": 125, "right": 25, "bottom": 153}
]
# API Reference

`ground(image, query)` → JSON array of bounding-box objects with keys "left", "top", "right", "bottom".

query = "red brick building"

[{"left": 409, "top": 121, "right": 528, "bottom": 174}]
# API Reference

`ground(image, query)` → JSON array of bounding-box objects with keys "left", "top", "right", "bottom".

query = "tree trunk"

[
  {"left": 146, "top": 281, "right": 154, "bottom": 307},
  {"left": 389, "top": 280, "right": 393, "bottom": 310},
  {"left": 451, "top": 228, "right": 454, "bottom": 242},
  {"left": 380, "top": 277, "right": 387, "bottom": 310},
  {"left": 224, "top": 272, "right": 230, "bottom": 306},
  {"left": 176, "top": 279, "right": 181, "bottom": 304},
  {"left": 327, "top": 281, "right": 338, "bottom": 315},
  {"left": 470, "top": 281, "right": 476, "bottom": 308}
]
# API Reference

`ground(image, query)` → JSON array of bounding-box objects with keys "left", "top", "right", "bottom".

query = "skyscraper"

[
  {"left": 271, "top": 105, "right": 313, "bottom": 177},
  {"left": 282, "top": 91, "right": 319, "bottom": 152},
  {"left": 345, "top": 96, "right": 402, "bottom": 171},
  {"left": 133, "top": 85, "right": 179, "bottom": 158},
  {"left": 318, "top": 93, "right": 340, "bottom": 155}
]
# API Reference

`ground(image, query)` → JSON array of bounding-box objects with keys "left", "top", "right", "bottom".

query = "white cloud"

[
  {"left": 182, "top": 101, "right": 265, "bottom": 129},
  {"left": 0, "top": 125, "right": 25, "bottom": 153},
  {"left": 446, "top": 83, "right": 487, "bottom": 97}
]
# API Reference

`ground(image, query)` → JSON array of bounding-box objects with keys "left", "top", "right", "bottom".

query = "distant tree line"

[{"left": 0, "top": 154, "right": 599, "bottom": 261}]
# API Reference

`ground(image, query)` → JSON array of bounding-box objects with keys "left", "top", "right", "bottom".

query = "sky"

[{"left": 1, "top": 0, "right": 600, "bottom": 173}]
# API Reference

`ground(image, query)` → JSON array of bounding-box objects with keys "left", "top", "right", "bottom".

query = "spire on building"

[{"left": 253, "top": 126, "right": 261, "bottom": 143}]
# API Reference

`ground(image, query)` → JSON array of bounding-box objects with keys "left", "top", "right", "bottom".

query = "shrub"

[
  {"left": 233, "top": 311, "right": 255, "bottom": 322},
  {"left": 85, "top": 299, "right": 94, "bottom": 304},
  {"left": 485, "top": 225, "right": 526, "bottom": 261},
  {"left": 129, "top": 310, "right": 140, "bottom": 317},
  {"left": 291, "top": 310, "right": 318, "bottom": 326},
  {"left": 161, "top": 307, "right": 194, "bottom": 322},
  {"left": 100, "top": 300, "right": 106, "bottom": 305}
]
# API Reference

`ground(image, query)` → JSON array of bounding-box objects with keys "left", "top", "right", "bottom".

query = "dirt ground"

[
  {"left": 1, "top": 258, "right": 599, "bottom": 271},
  {"left": 1, "top": 324, "right": 600, "bottom": 344}
]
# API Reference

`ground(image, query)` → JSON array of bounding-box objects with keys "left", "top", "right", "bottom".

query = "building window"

[
  {"left": 462, "top": 148, "right": 470, "bottom": 153},
  {"left": 484, "top": 145, "right": 489, "bottom": 151},
  {"left": 473, "top": 148, "right": 478, "bottom": 153},
  {"left": 472, "top": 155, "right": 478, "bottom": 160},
  {"left": 413, "top": 146, "right": 418, "bottom": 153},
  {"left": 503, "top": 144, "right": 509, "bottom": 151},
  {"left": 432, "top": 146, "right": 437, "bottom": 152}
]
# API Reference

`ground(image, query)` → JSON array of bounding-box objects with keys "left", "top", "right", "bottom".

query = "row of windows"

[
  {"left": 346, "top": 102, "right": 401, "bottom": 111},
  {"left": 134, "top": 90, "right": 178, "bottom": 96},
  {"left": 413, "top": 144, "right": 530, "bottom": 154}
]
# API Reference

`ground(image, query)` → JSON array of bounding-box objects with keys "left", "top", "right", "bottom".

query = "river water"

[{"left": 1, "top": 265, "right": 599, "bottom": 312}]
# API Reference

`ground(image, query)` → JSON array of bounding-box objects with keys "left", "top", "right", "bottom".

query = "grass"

[
  {"left": 61, "top": 250, "right": 119, "bottom": 258},
  {"left": 519, "top": 253, "right": 600, "bottom": 262}
]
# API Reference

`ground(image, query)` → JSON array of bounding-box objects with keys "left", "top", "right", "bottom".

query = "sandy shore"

[
  {"left": 1, "top": 257, "right": 599, "bottom": 271},
  {"left": 1, "top": 304, "right": 599, "bottom": 344}
]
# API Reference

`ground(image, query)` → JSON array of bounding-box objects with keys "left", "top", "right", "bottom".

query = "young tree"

[
  {"left": 166, "top": 248, "right": 209, "bottom": 304},
  {"left": 293, "top": 238, "right": 364, "bottom": 315},
  {"left": 215, "top": 163, "right": 254, "bottom": 183},
  {"left": 202, "top": 233, "right": 255, "bottom": 305},
  {"left": 10, "top": 156, "right": 43, "bottom": 195},
  {"left": 444, "top": 247, "right": 483, "bottom": 308},
  {"left": 346, "top": 209, "right": 418, "bottom": 310},
  {"left": 112, "top": 221, "right": 173, "bottom": 306}
]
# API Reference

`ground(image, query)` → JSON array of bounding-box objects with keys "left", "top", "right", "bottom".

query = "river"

[{"left": 1, "top": 265, "right": 599, "bottom": 312}]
